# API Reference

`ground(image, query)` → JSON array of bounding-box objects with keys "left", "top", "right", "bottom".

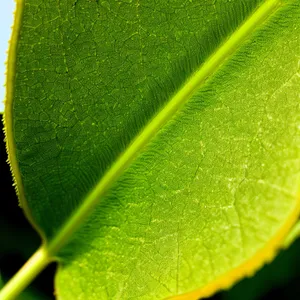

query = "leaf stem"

[{"left": 0, "top": 247, "right": 52, "bottom": 300}]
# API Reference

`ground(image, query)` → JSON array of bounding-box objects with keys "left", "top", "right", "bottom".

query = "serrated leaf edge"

[
  {"left": 168, "top": 200, "right": 300, "bottom": 299},
  {"left": 3, "top": 1, "right": 300, "bottom": 300},
  {"left": 3, "top": 0, "right": 46, "bottom": 242}
]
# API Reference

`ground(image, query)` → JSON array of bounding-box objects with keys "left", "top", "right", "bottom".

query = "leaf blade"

[
  {"left": 46, "top": 0, "right": 284, "bottom": 255},
  {"left": 4, "top": 0, "right": 300, "bottom": 298}
]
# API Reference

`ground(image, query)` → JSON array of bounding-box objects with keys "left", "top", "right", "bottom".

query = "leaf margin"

[
  {"left": 2, "top": 0, "right": 300, "bottom": 299},
  {"left": 168, "top": 202, "right": 300, "bottom": 299},
  {"left": 3, "top": 0, "right": 46, "bottom": 242}
]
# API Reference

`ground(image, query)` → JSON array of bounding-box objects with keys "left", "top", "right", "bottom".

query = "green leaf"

[{"left": 3, "top": 0, "right": 300, "bottom": 299}]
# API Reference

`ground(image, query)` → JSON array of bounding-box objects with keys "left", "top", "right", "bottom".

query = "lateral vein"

[{"left": 48, "top": 0, "right": 282, "bottom": 254}]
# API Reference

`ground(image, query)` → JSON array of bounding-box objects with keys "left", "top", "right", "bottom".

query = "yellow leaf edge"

[
  {"left": 3, "top": 0, "right": 46, "bottom": 242},
  {"left": 168, "top": 201, "right": 300, "bottom": 300}
]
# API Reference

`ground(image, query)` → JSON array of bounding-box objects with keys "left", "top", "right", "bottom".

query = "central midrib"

[{"left": 47, "top": 0, "right": 282, "bottom": 255}]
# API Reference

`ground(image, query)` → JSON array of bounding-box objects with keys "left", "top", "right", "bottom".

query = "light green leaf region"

[{"left": 7, "top": 0, "right": 300, "bottom": 299}]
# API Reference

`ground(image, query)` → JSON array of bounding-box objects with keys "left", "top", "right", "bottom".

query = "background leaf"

[{"left": 4, "top": 0, "right": 300, "bottom": 299}]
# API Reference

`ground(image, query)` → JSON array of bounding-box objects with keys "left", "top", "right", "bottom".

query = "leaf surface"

[{"left": 5, "top": 0, "right": 300, "bottom": 299}]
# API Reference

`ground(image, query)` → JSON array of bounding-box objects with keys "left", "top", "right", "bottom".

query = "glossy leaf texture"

[{"left": 5, "top": 0, "right": 300, "bottom": 299}]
